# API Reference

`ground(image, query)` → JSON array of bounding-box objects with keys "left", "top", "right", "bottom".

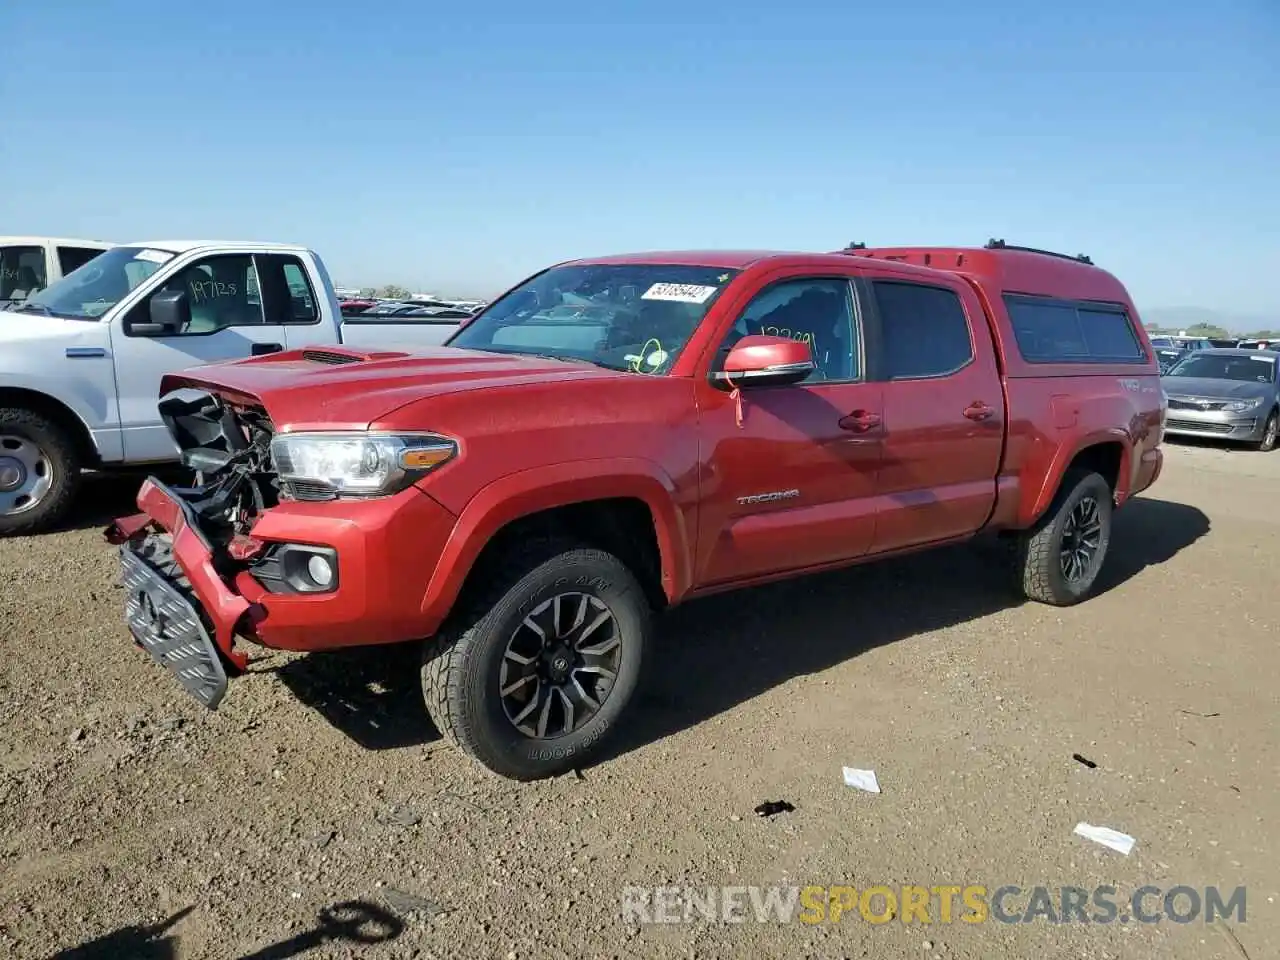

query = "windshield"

[
  {"left": 1166, "top": 354, "right": 1277, "bottom": 383},
  {"left": 15, "top": 246, "right": 174, "bottom": 320},
  {"left": 449, "top": 263, "right": 739, "bottom": 372}
]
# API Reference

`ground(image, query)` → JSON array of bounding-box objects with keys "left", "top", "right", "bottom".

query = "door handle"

[
  {"left": 839, "top": 410, "right": 882, "bottom": 432},
  {"left": 252, "top": 342, "right": 284, "bottom": 356},
  {"left": 963, "top": 402, "right": 994, "bottom": 421}
]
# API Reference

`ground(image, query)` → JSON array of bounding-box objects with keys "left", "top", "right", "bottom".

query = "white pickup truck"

[
  {"left": 0, "top": 240, "right": 467, "bottom": 535},
  {"left": 1, "top": 236, "right": 115, "bottom": 308}
]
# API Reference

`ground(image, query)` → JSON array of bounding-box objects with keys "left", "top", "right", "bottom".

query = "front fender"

[
  {"left": 0, "top": 366, "right": 118, "bottom": 461},
  {"left": 419, "top": 458, "right": 694, "bottom": 629}
]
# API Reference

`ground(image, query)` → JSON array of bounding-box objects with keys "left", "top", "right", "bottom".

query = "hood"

[
  {"left": 0, "top": 309, "right": 103, "bottom": 344},
  {"left": 1159, "top": 376, "right": 1273, "bottom": 400},
  {"left": 160, "top": 345, "right": 632, "bottom": 430}
]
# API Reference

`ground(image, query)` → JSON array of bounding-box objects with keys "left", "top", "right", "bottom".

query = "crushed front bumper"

[
  {"left": 106, "top": 478, "right": 254, "bottom": 710},
  {"left": 106, "top": 475, "right": 459, "bottom": 709}
]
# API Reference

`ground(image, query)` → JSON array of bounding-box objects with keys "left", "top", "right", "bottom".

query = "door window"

[
  {"left": 0, "top": 245, "right": 47, "bottom": 302},
  {"left": 56, "top": 246, "right": 104, "bottom": 276},
  {"left": 873, "top": 281, "right": 974, "bottom": 379},
  {"left": 125, "top": 254, "right": 264, "bottom": 335},
  {"left": 719, "top": 277, "right": 859, "bottom": 382},
  {"left": 252, "top": 254, "right": 320, "bottom": 324}
]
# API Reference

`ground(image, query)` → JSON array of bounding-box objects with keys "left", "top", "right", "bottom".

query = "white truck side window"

[{"left": 125, "top": 254, "right": 265, "bottom": 335}]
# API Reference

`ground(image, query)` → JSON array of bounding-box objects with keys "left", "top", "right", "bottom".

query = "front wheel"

[
  {"left": 1256, "top": 410, "right": 1278, "bottom": 452},
  {"left": 0, "top": 407, "right": 82, "bottom": 537},
  {"left": 1017, "top": 470, "right": 1113, "bottom": 606},
  {"left": 421, "top": 539, "right": 651, "bottom": 780}
]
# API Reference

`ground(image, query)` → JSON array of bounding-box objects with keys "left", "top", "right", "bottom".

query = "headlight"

[
  {"left": 1222, "top": 398, "right": 1263, "bottom": 413},
  {"left": 270, "top": 432, "right": 456, "bottom": 498}
]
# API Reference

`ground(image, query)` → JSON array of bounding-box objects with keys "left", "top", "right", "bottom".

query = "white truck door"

[
  {"left": 112, "top": 251, "right": 291, "bottom": 462},
  {"left": 250, "top": 252, "right": 342, "bottom": 352}
]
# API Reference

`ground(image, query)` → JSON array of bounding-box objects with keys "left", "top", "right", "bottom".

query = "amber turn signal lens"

[{"left": 399, "top": 445, "right": 455, "bottom": 470}]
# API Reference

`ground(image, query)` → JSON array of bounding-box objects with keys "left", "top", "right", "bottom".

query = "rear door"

[{"left": 863, "top": 274, "right": 1005, "bottom": 552}]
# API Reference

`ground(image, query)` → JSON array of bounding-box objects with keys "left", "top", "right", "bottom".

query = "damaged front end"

[{"left": 105, "top": 390, "right": 282, "bottom": 708}]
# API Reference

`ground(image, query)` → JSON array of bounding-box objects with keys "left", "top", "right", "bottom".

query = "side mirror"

[
  {"left": 711, "top": 335, "right": 815, "bottom": 388},
  {"left": 129, "top": 289, "right": 190, "bottom": 336}
]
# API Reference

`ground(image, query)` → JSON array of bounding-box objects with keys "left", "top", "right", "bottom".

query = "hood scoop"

[
  {"left": 298, "top": 346, "right": 411, "bottom": 365},
  {"left": 302, "top": 349, "right": 362, "bottom": 365}
]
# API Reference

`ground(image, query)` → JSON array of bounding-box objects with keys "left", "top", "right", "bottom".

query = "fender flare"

[
  {"left": 420, "top": 457, "right": 694, "bottom": 623},
  {"left": 1025, "top": 429, "right": 1133, "bottom": 526}
]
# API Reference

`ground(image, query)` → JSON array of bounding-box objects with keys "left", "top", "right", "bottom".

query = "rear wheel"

[
  {"left": 1017, "top": 470, "right": 1113, "bottom": 606},
  {"left": 1256, "top": 410, "right": 1278, "bottom": 452},
  {"left": 421, "top": 538, "right": 651, "bottom": 780},
  {"left": 0, "top": 407, "right": 82, "bottom": 537}
]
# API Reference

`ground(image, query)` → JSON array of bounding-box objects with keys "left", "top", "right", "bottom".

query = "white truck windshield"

[{"left": 14, "top": 246, "right": 174, "bottom": 321}]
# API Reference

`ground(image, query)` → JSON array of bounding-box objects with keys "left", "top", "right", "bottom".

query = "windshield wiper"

[{"left": 8, "top": 301, "right": 52, "bottom": 315}]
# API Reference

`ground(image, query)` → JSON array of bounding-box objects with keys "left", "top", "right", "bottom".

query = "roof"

[
  {"left": 0, "top": 236, "right": 114, "bottom": 247},
  {"left": 121, "top": 240, "right": 312, "bottom": 254},
  {"left": 562, "top": 249, "right": 942, "bottom": 277},
  {"left": 844, "top": 245, "right": 1132, "bottom": 304}
]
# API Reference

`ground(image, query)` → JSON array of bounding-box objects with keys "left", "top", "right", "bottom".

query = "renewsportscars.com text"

[{"left": 621, "top": 884, "right": 1247, "bottom": 926}]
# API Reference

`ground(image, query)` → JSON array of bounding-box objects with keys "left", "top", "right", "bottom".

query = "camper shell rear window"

[{"left": 1003, "top": 294, "right": 1147, "bottom": 364}]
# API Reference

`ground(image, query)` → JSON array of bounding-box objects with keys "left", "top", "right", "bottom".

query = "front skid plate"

[{"left": 120, "top": 545, "right": 228, "bottom": 709}]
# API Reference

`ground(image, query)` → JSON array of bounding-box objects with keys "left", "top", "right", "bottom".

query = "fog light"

[{"left": 307, "top": 554, "right": 335, "bottom": 587}]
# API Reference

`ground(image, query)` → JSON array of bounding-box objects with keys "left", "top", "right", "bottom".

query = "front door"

[
  {"left": 111, "top": 252, "right": 291, "bottom": 462},
  {"left": 694, "top": 274, "right": 884, "bottom": 586},
  {"left": 866, "top": 276, "right": 1005, "bottom": 552}
]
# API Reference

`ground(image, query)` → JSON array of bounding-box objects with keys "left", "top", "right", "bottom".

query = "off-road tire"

[
  {"left": 421, "top": 537, "right": 651, "bottom": 780},
  {"left": 1016, "top": 469, "right": 1113, "bottom": 606},
  {"left": 0, "top": 406, "right": 82, "bottom": 537},
  {"left": 1256, "top": 410, "right": 1279, "bottom": 452}
]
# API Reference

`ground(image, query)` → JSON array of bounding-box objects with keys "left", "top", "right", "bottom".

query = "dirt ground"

[{"left": 1, "top": 440, "right": 1276, "bottom": 960}]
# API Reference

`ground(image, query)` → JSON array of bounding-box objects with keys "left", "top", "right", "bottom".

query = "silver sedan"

[{"left": 1161, "top": 348, "right": 1280, "bottom": 451}]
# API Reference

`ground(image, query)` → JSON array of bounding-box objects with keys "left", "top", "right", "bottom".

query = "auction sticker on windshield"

[
  {"left": 135, "top": 249, "right": 174, "bottom": 264},
  {"left": 642, "top": 282, "right": 719, "bottom": 304}
]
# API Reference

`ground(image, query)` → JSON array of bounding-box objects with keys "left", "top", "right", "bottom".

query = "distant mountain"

[{"left": 1142, "top": 306, "right": 1277, "bottom": 336}]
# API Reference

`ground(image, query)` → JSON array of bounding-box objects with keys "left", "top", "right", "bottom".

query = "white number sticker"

[
  {"left": 641, "top": 282, "right": 718, "bottom": 304},
  {"left": 134, "top": 248, "right": 174, "bottom": 264}
]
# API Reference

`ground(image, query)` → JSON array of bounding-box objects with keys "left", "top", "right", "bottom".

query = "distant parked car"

[
  {"left": 360, "top": 302, "right": 420, "bottom": 316},
  {"left": 1236, "top": 338, "right": 1277, "bottom": 351},
  {"left": 1155, "top": 347, "right": 1186, "bottom": 374},
  {"left": 1161, "top": 348, "right": 1280, "bottom": 451},
  {"left": 1149, "top": 336, "right": 1175, "bottom": 348},
  {"left": 403, "top": 306, "right": 475, "bottom": 319},
  {"left": 1169, "top": 336, "right": 1214, "bottom": 352}
]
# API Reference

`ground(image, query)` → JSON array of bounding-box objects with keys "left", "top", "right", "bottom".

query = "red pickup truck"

[{"left": 106, "top": 240, "right": 1165, "bottom": 780}]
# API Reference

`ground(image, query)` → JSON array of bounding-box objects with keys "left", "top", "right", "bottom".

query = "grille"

[
  {"left": 281, "top": 478, "right": 337, "bottom": 501},
  {"left": 1165, "top": 418, "right": 1238, "bottom": 434},
  {"left": 1167, "top": 397, "right": 1226, "bottom": 411}
]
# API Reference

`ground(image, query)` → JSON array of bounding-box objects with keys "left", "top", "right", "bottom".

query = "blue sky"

[{"left": 3, "top": 0, "right": 1276, "bottom": 317}]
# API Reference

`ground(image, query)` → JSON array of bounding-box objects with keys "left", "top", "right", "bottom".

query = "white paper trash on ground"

[
  {"left": 1073, "top": 822, "right": 1136, "bottom": 855},
  {"left": 842, "top": 767, "right": 881, "bottom": 794}
]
